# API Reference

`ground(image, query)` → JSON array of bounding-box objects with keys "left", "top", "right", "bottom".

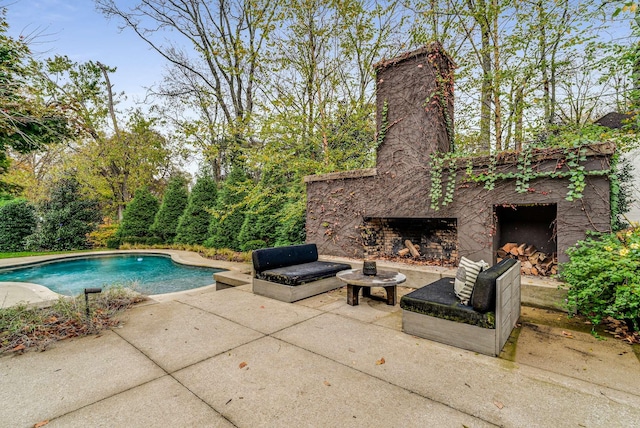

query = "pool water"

[{"left": 0, "top": 255, "right": 223, "bottom": 296}]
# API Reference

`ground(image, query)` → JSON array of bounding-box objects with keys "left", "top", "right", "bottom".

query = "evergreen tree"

[
  {"left": 28, "top": 176, "right": 101, "bottom": 250},
  {"left": 204, "top": 165, "right": 248, "bottom": 251},
  {"left": 0, "top": 199, "right": 37, "bottom": 251},
  {"left": 117, "top": 187, "right": 159, "bottom": 242},
  {"left": 237, "top": 168, "right": 286, "bottom": 250},
  {"left": 174, "top": 174, "right": 218, "bottom": 245},
  {"left": 151, "top": 176, "right": 188, "bottom": 243},
  {"left": 274, "top": 198, "right": 306, "bottom": 246}
]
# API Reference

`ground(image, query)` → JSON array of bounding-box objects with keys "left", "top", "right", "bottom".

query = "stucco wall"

[{"left": 306, "top": 158, "right": 611, "bottom": 264}]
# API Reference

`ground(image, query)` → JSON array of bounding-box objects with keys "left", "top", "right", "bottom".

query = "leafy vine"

[
  {"left": 429, "top": 153, "right": 444, "bottom": 210},
  {"left": 515, "top": 143, "right": 533, "bottom": 193},
  {"left": 428, "top": 143, "right": 612, "bottom": 210}
]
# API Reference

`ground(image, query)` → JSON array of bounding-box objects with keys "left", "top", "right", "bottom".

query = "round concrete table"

[{"left": 336, "top": 269, "right": 406, "bottom": 306}]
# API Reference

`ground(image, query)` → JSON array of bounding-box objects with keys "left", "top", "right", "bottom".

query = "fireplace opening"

[
  {"left": 361, "top": 217, "right": 458, "bottom": 266},
  {"left": 494, "top": 204, "right": 558, "bottom": 276}
]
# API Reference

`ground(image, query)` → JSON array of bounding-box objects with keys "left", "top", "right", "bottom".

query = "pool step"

[{"left": 214, "top": 271, "right": 252, "bottom": 290}]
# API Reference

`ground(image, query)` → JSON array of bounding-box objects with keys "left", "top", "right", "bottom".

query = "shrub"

[
  {"left": 205, "top": 165, "right": 248, "bottom": 251},
  {"left": 151, "top": 176, "right": 189, "bottom": 243},
  {"left": 88, "top": 221, "right": 119, "bottom": 248},
  {"left": 117, "top": 187, "right": 159, "bottom": 240},
  {"left": 0, "top": 199, "right": 37, "bottom": 251},
  {"left": 106, "top": 237, "right": 121, "bottom": 249},
  {"left": 562, "top": 226, "right": 640, "bottom": 331},
  {"left": 28, "top": 177, "right": 101, "bottom": 251},
  {"left": 175, "top": 174, "right": 217, "bottom": 245},
  {"left": 274, "top": 199, "right": 306, "bottom": 246},
  {"left": 241, "top": 239, "right": 267, "bottom": 251}
]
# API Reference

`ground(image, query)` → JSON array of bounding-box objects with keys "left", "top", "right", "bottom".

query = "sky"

[{"left": 5, "top": 0, "right": 166, "bottom": 109}]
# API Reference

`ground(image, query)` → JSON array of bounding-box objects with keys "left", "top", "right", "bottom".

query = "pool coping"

[{"left": 0, "top": 249, "right": 253, "bottom": 308}]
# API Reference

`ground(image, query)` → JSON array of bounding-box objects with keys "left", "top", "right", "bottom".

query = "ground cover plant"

[
  {"left": 0, "top": 286, "right": 146, "bottom": 354},
  {"left": 562, "top": 225, "right": 640, "bottom": 343}
]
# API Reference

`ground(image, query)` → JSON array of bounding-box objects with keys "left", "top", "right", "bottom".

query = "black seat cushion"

[
  {"left": 252, "top": 244, "right": 319, "bottom": 273},
  {"left": 471, "top": 258, "right": 517, "bottom": 313},
  {"left": 257, "top": 261, "right": 352, "bottom": 286},
  {"left": 400, "top": 278, "right": 495, "bottom": 328}
]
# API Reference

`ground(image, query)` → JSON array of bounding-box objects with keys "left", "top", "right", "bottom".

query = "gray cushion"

[
  {"left": 257, "top": 261, "right": 351, "bottom": 286},
  {"left": 400, "top": 278, "right": 495, "bottom": 328},
  {"left": 471, "top": 258, "right": 518, "bottom": 313}
]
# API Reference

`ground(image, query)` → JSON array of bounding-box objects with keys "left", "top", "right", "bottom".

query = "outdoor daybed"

[
  {"left": 400, "top": 258, "right": 521, "bottom": 356},
  {"left": 252, "top": 244, "right": 351, "bottom": 302}
]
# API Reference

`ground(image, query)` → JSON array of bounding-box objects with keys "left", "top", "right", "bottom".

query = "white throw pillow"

[{"left": 454, "top": 257, "right": 488, "bottom": 305}]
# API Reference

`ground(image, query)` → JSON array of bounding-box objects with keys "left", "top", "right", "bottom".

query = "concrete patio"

[{"left": 2, "top": 273, "right": 640, "bottom": 427}]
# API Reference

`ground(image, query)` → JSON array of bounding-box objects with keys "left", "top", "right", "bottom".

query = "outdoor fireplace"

[
  {"left": 494, "top": 204, "right": 558, "bottom": 275},
  {"left": 304, "top": 43, "right": 613, "bottom": 272}
]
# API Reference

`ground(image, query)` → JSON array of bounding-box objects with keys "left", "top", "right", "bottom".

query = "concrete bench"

[
  {"left": 401, "top": 258, "right": 521, "bottom": 356},
  {"left": 251, "top": 244, "right": 351, "bottom": 302}
]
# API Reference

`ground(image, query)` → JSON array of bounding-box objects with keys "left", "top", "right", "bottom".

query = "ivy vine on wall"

[{"left": 428, "top": 142, "right": 613, "bottom": 211}]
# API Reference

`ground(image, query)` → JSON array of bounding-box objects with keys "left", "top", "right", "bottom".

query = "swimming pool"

[{"left": 0, "top": 254, "right": 223, "bottom": 296}]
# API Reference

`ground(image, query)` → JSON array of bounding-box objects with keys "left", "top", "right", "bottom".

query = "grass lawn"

[{"left": 0, "top": 249, "right": 100, "bottom": 259}]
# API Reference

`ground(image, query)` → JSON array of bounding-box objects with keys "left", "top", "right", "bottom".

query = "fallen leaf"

[
  {"left": 376, "top": 357, "right": 385, "bottom": 365},
  {"left": 34, "top": 421, "right": 49, "bottom": 427},
  {"left": 348, "top": 348, "right": 355, "bottom": 353},
  {"left": 239, "top": 362, "right": 247, "bottom": 369},
  {"left": 12, "top": 344, "right": 25, "bottom": 352},
  {"left": 324, "top": 380, "right": 331, "bottom": 386},
  {"left": 493, "top": 400, "right": 504, "bottom": 409},
  {"left": 561, "top": 331, "right": 574, "bottom": 339},
  {"left": 260, "top": 306, "right": 265, "bottom": 309}
]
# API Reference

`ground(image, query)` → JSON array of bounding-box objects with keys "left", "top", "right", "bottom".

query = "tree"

[
  {"left": 0, "top": 9, "right": 67, "bottom": 196},
  {"left": 96, "top": 0, "right": 280, "bottom": 179},
  {"left": 204, "top": 164, "right": 248, "bottom": 250},
  {"left": 175, "top": 173, "right": 218, "bottom": 245},
  {"left": 0, "top": 198, "right": 37, "bottom": 251},
  {"left": 407, "top": 0, "right": 617, "bottom": 151},
  {"left": 151, "top": 176, "right": 189, "bottom": 243},
  {"left": 237, "top": 168, "right": 287, "bottom": 250},
  {"left": 36, "top": 55, "right": 178, "bottom": 219},
  {"left": 116, "top": 187, "right": 159, "bottom": 242},
  {"left": 27, "top": 176, "right": 101, "bottom": 251}
]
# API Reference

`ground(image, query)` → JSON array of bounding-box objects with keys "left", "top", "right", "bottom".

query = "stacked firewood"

[
  {"left": 398, "top": 240, "right": 421, "bottom": 258},
  {"left": 497, "top": 242, "right": 557, "bottom": 276}
]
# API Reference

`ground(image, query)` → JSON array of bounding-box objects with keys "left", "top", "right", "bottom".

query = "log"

[
  {"left": 524, "top": 244, "right": 537, "bottom": 256},
  {"left": 540, "top": 258, "right": 554, "bottom": 270},
  {"left": 496, "top": 249, "right": 508, "bottom": 258},
  {"left": 502, "top": 243, "right": 518, "bottom": 253},
  {"left": 398, "top": 248, "right": 410, "bottom": 257},
  {"left": 515, "top": 243, "right": 527, "bottom": 256},
  {"left": 528, "top": 252, "right": 544, "bottom": 264},
  {"left": 404, "top": 240, "right": 421, "bottom": 258}
]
